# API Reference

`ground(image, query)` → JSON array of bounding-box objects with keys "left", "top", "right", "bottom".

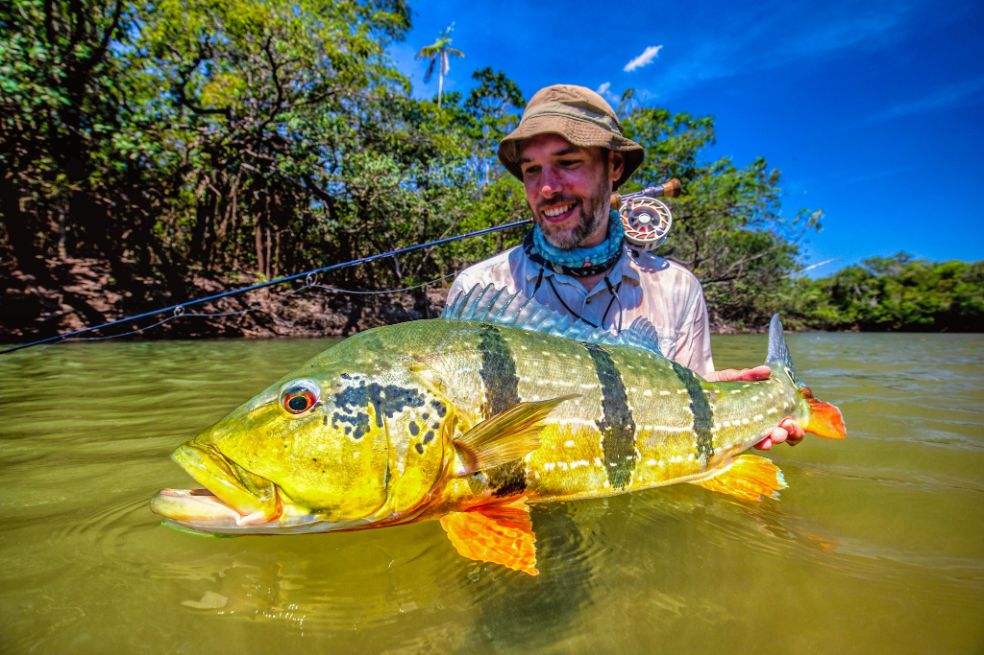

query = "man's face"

[{"left": 519, "top": 134, "right": 624, "bottom": 249}]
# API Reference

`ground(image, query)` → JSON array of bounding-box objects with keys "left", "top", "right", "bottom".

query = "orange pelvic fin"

[
  {"left": 691, "top": 454, "right": 787, "bottom": 502},
  {"left": 439, "top": 497, "right": 538, "bottom": 576},
  {"left": 804, "top": 391, "right": 847, "bottom": 439}
]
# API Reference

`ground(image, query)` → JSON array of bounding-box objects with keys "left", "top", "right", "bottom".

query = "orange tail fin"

[{"left": 805, "top": 392, "right": 847, "bottom": 439}]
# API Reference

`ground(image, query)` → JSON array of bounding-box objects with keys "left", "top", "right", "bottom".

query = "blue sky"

[{"left": 388, "top": 0, "right": 984, "bottom": 274}]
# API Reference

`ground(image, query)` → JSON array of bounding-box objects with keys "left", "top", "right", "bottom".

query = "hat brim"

[{"left": 498, "top": 113, "right": 644, "bottom": 189}]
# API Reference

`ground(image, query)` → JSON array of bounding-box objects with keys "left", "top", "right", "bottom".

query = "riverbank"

[
  {"left": 2, "top": 257, "right": 445, "bottom": 342},
  {"left": 4, "top": 257, "right": 773, "bottom": 342}
]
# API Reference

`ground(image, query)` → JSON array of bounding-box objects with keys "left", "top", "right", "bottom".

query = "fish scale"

[{"left": 403, "top": 320, "right": 802, "bottom": 505}]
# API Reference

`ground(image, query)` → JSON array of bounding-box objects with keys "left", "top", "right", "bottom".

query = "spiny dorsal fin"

[
  {"left": 618, "top": 317, "right": 664, "bottom": 357},
  {"left": 444, "top": 283, "right": 664, "bottom": 355},
  {"left": 766, "top": 314, "right": 798, "bottom": 382},
  {"left": 452, "top": 394, "right": 577, "bottom": 475}
]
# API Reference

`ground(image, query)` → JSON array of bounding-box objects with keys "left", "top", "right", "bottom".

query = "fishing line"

[
  {"left": 60, "top": 273, "right": 459, "bottom": 344},
  {"left": 2, "top": 181, "right": 680, "bottom": 355},
  {"left": 2, "top": 221, "right": 530, "bottom": 354}
]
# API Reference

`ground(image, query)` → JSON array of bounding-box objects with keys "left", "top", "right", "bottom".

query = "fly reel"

[{"left": 615, "top": 178, "right": 681, "bottom": 251}]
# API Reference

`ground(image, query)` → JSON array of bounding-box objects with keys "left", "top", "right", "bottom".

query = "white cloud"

[
  {"left": 596, "top": 81, "right": 616, "bottom": 101},
  {"left": 624, "top": 45, "right": 663, "bottom": 72}
]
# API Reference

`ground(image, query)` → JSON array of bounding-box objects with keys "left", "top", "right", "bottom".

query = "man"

[{"left": 449, "top": 84, "right": 803, "bottom": 448}]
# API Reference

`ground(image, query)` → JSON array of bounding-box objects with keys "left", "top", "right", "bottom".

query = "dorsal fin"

[
  {"left": 766, "top": 314, "right": 799, "bottom": 383},
  {"left": 444, "top": 284, "right": 664, "bottom": 356},
  {"left": 619, "top": 317, "right": 664, "bottom": 356}
]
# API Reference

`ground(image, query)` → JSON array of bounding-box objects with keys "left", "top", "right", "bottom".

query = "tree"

[
  {"left": 415, "top": 23, "right": 464, "bottom": 108},
  {"left": 463, "top": 67, "right": 524, "bottom": 184},
  {"left": 0, "top": 0, "right": 129, "bottom": 279},
  {"left": 619, "top": 100, "right": 821, "bottom": 328},
  {"left": 784, "top": 254, "right": 984, "bottom": 331}
]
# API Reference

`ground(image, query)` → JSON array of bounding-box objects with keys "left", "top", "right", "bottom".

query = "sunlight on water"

[{"left": 1, "top": 333, "right": 982, "bottom": 654}]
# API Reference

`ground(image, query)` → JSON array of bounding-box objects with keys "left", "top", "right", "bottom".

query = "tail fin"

[
  {"left": 804, "top": 392, "right": 847, "bottom": 439},
  {"left": 767, "top": 314, "right": 847, "bottom": 440},
  {"left": 766, "top": 314, "right": 799, "bottom": 384}
]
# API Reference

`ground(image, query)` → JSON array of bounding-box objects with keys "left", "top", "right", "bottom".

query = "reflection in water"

[
  {"left": 1, "top": 334, "right": 983, "bottom": 653},
  {"left": 457, "top": 507, "right": 596, "bottom": 654}
]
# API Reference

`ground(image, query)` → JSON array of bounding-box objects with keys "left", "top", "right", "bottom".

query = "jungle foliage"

[
  {"left": 1, "top": 0, "right": 978, "bottom": 332},
  {"left": 785, "top": 255, "right": 983, "bottom": 332}
]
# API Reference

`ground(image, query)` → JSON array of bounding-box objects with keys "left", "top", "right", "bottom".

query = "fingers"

[
  {"left": 755, "top": 421, "right": 802, "bottom": 450},
  {"left": 770, "top": 427, "right": 790, "bottom": 445},
  {"left": 742, "top": 365, "right": 773, "bottom": 381},
  {"left": 779, "top": 417, "right": 806, "bottom": 445},
  {"left": 711, "top": 365, "right": 773, "bottom": 382}
]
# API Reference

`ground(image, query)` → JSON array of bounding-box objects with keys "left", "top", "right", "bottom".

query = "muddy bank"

[
  {"left": 1, "top": 258, "right": 447, "bottom": 343},
  {"left": 2, "top": 257, "right": 780, "bottom": 345}
]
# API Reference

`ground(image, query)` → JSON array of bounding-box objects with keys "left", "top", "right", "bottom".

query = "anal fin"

[
  {"left": 439, "top": 497, "right": 538, "bottom": 576},
  {"left": 691, "top": 454, "right": 787, "bottom": 501}
]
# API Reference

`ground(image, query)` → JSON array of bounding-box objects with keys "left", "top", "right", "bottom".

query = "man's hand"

[{"left": 707, "top": 365, "right": 806, "bottom": 450}]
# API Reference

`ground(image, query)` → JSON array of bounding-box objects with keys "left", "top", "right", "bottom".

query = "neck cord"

[
  {"left": 604, "top": 275, "right": 624, "bottom": 333},
  {"left": 544, "top": 273, "right": 622, "bottom": 330}
]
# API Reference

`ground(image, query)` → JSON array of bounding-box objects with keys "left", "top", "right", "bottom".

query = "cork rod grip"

[{"left": 611, "top": 178, "right": 682, "bottom": 208}]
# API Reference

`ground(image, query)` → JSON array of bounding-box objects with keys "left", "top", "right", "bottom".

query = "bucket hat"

[{"left": 498, "top": 84, "right": 644, "bottom": 189}]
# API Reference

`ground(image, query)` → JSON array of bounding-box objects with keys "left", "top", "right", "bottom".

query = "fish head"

[{"left": 152, "top": 360, "right": 452, "bottom": 534}]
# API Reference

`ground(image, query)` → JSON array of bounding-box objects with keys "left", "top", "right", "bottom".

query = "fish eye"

[{"left": 280, "top": 379, "right": 321, "bottom": 415}]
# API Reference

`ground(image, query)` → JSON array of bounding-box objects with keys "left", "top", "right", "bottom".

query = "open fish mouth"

[
  {"left": 151, "top": 443, "right": 368, "bottom": 534},
  {"left": 150, "top": 441, "right": 287, "bottom": 532}
]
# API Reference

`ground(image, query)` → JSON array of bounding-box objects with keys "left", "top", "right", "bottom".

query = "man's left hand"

[{"left": 707, "top": 365, "right": 806, "bottom": 450}]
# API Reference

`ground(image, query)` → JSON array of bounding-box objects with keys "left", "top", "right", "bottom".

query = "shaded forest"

[{"left": 1, "top": 0, "right": 979, "bottom": 341}]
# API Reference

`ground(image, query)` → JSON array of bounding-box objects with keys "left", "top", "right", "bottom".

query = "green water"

[{"left": 1, "top": 333, "right": 982, "bottom": 654}]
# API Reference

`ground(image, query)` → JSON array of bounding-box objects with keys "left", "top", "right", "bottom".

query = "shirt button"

[{"left": 586, "top": 297, "right": 593, "bottom": 303}]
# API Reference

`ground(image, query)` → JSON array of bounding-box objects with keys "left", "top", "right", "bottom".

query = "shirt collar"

[{"left": 523, "top": 246, "right": 642, "bottom": 286}]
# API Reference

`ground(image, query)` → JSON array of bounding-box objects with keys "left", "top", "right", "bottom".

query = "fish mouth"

[{"left": 152, "top": 442, "right": 316, "bottom": 534}]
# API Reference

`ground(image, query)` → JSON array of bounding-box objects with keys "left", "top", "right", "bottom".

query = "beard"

[{"left": 535, "top": 177, "right": 611, "bottom": 250}]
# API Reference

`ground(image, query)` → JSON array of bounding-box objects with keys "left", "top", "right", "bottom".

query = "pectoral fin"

[
  {"left": 691, "top": 454, "right": 787, "bottom": 501},
  {"left": 439, "top": 497, "right": 538, "bottom": 576},
  {"left": 453, "top": 395, "right": 577, "bottom": 474}
]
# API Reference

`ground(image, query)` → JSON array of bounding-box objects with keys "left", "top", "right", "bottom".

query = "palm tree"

[{"left": 416, "top": 24, "right": 464, "bottom": 108}]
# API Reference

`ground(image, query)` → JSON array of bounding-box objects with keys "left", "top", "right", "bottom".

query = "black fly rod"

[{"left": 1, "top": 219, "right": 532, "bottom": 355}]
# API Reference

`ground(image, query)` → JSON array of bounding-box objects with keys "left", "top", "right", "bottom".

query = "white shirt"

[{"left": 448, "top": 245, "right": 715, "bottom": 376}]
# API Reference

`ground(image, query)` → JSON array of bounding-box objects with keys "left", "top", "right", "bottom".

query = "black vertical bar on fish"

[
  {"left": 478, "top": 324, "right": 527, "bottom": 496},
  {"left": 585, "top": 344, "right": 637, "bottom": 490},
  {"left": 672, "top": 363, "right": 715, "bottom": 463}
]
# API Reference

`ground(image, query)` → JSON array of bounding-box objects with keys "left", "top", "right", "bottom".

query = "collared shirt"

[{"left": 448, "top": 245, "right": 715, "bottom": 377}]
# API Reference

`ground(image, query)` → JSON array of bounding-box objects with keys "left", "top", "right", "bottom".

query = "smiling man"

[{"left": 448, "top": 84, "right": 803, "bottom": 448}]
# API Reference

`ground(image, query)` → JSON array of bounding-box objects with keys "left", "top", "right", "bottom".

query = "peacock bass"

[{"left": 151, "top": 285, "right": 846, "bottom": 575}]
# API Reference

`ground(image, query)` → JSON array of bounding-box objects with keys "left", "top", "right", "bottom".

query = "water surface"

[{"left": 1, "top": 333, "right": 982, "bottom": 654}]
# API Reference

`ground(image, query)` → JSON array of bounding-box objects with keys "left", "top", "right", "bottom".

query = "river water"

[{"left": 0, "top": 332, "right": 981, "bottom": 654}]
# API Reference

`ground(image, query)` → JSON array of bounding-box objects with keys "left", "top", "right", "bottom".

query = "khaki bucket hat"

[{"left": 498, "top": 84, "right": 645, "bottom": 189}]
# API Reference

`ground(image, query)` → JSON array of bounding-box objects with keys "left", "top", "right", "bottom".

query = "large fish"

[{"left": 152, "top": 285, "right": 845, "bottom": 575}]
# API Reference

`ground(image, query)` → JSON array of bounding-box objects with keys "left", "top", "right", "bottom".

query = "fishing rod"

[
  {"left": 1, "top": 221, "right": 529, "bottom": 355},
  {"left": 1, "top": 181, "right": 681, "bottom": 355}
]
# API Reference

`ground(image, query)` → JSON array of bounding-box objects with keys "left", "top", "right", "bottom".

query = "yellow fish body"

[{"left": 152, "top": 286, "right": 845, "bottom": 575}]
